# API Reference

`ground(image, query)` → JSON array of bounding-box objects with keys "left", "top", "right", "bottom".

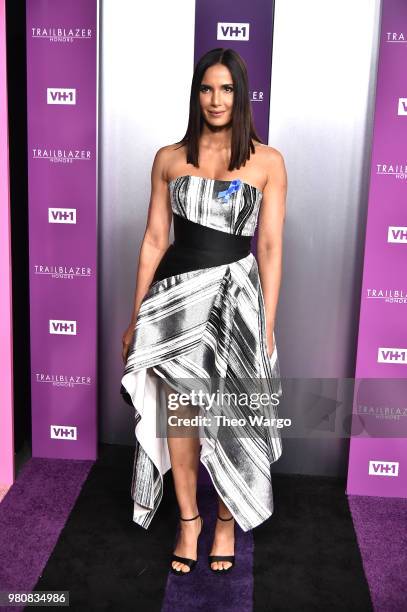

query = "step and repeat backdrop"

[
  {"left": 346, "top": 0, "right": 407, "bottom": 497},
  {"left": 0, "top": 0, "right": 403, "bottom": 498},
  {"left": 26, "top": 0, "right": 98, "bottom": 460}
]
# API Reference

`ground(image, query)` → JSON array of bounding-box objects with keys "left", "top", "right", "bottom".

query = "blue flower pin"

[{"left": 217, "top": 179, "right": 242, "bottom": 204}]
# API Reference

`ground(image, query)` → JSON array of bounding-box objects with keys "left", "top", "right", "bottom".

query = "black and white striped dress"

[{"left": 121, "top": 174, "right": 283, "bottom": 532}]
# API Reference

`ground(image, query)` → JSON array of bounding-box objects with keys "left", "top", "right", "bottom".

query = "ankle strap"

[
  {"left": 217, "top": 514, "right": 234, "bottom": 521},
  {"left": 180, "top": 513, "right": 200, "bottom": 521}
]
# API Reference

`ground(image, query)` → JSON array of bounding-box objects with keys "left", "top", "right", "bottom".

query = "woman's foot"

[
  {"left": 172, "top": 514, "right": 203, "bottom": 573},
  {"left": 209, "top": 512, "right": 235, "bottom": 571}
]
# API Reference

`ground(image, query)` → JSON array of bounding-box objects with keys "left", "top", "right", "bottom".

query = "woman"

[{"left": 121, "top": 47, "right": 287, "bottom": 576}]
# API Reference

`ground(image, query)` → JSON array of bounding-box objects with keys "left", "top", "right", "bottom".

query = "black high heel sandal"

[
  {"left": 208, "top": 514, "right": 235, "bottom": 573},
  {"left": 170, "top": 513, "right": 203, "bottom": 575}
]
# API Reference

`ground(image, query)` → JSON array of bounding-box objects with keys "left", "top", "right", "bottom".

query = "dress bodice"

[{"left": 169, "top": 174, "right": 263, "bottom": 237}]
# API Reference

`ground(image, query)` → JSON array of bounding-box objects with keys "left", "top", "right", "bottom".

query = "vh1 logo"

[
  {"left": 388, "top": 226, "right": 407, "bottom": 243},
  {"left": 217, "top": 22, "right": 250, "bottom": 41},
  {"left": 377, "top": 348, "right": 407, "bottom": 364},
  {"left": 368, "top": 460, "right": 399, "bottom": 477},
  {"left": 49, "top": 320, "right": 77, "bottom": 335},
  {"left": 47, "top": 88, "right": 76, "bottom": 105},
  {"left": 48, "top": 208, "right": 76, "bottom": 224},
  {"left": 50, "top": 425, "right": 77, "bottom": 440}
]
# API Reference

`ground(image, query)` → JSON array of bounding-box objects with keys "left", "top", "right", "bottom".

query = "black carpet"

[
  {"left": 253, "top": 473, "right": 373, "bottom": 611},
  {"left": 34, "top": 444, "right": 178, "bottom": 611},
  {"left": 34, "top": 445, "right": 374, "bottom": 611}
]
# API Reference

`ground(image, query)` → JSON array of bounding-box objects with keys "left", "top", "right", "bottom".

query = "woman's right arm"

[{"left": 122, "top": 147, "right": 172, "bottom": 362}]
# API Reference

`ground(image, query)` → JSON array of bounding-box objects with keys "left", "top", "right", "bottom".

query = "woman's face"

[{"left": 199, "top": 63, "right": 234, "bottom": 128}]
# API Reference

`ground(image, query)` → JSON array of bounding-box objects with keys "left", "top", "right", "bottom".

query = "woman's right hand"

[{"left": 122, "top": 322, "right": 136, "bottom": 364}]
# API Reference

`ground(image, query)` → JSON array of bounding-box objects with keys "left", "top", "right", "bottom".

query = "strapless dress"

[{"left": 120, "top": 174, "right": 283, "bottom": 532}]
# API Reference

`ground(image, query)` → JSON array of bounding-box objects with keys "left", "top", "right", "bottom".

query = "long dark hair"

[{"left": 175, "top": 48, "right": 263, "bottom": 171}]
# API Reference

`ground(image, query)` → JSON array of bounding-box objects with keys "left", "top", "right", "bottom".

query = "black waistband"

[
  {"left": 152, "top": 214, "right": 252, "bottom": 284},
  {"left": 173, "top": 213, "right": 252, "bottom": 253}
]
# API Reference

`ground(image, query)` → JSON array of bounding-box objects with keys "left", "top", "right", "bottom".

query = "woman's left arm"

[{"left": 257, "top": 149, "right": 287, "bottom": 357}]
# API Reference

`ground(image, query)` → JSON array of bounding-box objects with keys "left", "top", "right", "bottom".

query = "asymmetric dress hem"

[{"left": 121, "top": 175, "right": 283, "bottom": 532}]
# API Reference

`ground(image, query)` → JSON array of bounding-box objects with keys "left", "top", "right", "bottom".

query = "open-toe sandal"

[
  {"left": 170, "top": 513, "right": 203, "bottom": 576},
  {"left": 208, "top": 514, "right": 235, "bottom": 574}
]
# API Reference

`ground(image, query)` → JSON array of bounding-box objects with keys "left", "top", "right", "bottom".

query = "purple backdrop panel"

[
  {"left": 194, "top": 0, "right": 275, "bottom": 247},
  {"left": 347, "top": 0, "right": 407, "bottom": 497},
  {"left": 26, "top": 0, "right": 98, "bottom": 459},
  {"left": 194, "top": 0, "right": 274, "bottom": 253},
  {"left": 195, "top": 0, "right": 274, "bottom": 144}
]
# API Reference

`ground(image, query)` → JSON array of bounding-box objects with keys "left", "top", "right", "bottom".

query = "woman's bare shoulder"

[
  {"left": 155, "top": 142, "right": 185, "bottom": 159},
  {"left": 251, "top": 143, "right": 287, "bottom": 189},
  {"left": 153, "top": 142, "right": 185, "bottom": 175},
  {"left": 253, "top": 141, "right": 285, "bottom": 163}
]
